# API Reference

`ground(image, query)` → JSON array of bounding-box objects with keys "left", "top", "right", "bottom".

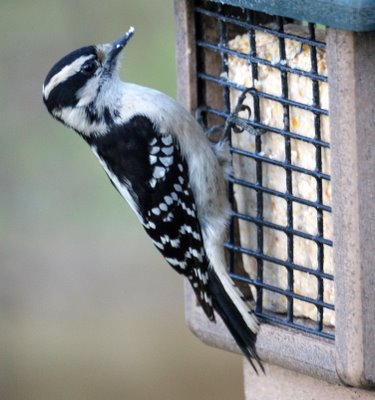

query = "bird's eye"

[{"left": 81, "top": 60, "right": 98, "bottom": 76}]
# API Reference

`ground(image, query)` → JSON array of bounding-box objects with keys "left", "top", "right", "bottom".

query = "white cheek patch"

[
  {"left": 43, "top": 55, "right": 93, "bottom": 100},
  {"left": 54, "top": 107, "right": 108, "bottom": 136},
  {"left": 76, "top": 74, "right": 101, "bottom": 107}
]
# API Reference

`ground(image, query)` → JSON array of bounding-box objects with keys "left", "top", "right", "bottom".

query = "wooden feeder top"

[{"left": 208, "top": 0, "right": 375, "bottom": 31}]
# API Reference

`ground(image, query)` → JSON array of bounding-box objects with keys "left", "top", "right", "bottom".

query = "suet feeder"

[{"left": 174, "top": 0, "right": 375, "bottom": 397}]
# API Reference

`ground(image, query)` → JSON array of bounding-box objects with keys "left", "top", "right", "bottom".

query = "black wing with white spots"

[{"left": 87, "top": 115, "right": 215, "bottom": 320}]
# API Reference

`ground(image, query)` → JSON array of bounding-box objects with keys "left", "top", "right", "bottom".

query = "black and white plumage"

[{"left": 42, "top": 28, "right": 262, "bottom": 370}]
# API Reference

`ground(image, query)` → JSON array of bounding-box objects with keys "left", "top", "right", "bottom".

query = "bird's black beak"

[{"left": 106, "top": 27, "right": 135, "bottom": 66}]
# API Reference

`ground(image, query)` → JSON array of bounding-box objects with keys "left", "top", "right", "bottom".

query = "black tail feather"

[{"left": 208, "top": 268, "right": 264, "bottom": 373}]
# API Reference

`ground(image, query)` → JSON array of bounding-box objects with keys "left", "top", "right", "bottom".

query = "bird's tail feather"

[{"left": 208, "top": 268, "right": 264, "bottom": 373}]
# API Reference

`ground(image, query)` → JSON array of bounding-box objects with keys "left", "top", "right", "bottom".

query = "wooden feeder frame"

[{"left": 175, "top": 0, "right": 375, "bottom": 390}]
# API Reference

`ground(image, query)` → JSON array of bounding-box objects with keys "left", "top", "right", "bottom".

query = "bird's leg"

[
  {"left": 195, "top": 108, "right": 226, "bottom": 141},
  {"left": 219, "top": 87, "right": 265, "bottom": 143}
]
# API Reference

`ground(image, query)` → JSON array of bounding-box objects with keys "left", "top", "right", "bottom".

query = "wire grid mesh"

[{"left": 194, "top": 0, "right": 334, "bottom": 339}]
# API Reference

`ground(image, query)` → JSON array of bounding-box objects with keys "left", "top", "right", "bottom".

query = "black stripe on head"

[
  {"left": 45, "top": 71, "right": 90, "bottom": 111},
  {"left": 43, "top": 46, "right": 97, "bottom": 112},
  {"left": 44, "top": 46, "right": 96, "bottom": 88}
]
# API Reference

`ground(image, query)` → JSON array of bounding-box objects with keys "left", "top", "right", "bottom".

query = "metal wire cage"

[{"left": 193, "top": 0, "right": 334, "bottom": 339}]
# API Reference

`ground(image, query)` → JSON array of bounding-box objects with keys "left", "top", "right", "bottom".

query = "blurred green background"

[{"left": 0, "top": 1, "right": 244, "bottom": 399}]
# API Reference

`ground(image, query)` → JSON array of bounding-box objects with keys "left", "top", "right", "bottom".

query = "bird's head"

[{"left": 42, "top": 27, "right": 135, "bottom": 135}]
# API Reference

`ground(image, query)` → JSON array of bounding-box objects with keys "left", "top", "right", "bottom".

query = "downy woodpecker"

[{"left": 42, "top": 28, "right": 262, "bottom": 370}]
